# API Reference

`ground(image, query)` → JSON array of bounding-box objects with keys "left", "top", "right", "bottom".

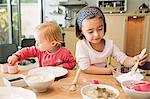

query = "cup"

[
  {"left": 0, "top": 64, "right": 8, "bottom": 73},
  {"left": 7, "top": 64, "right": 18, "bottom": 74}
]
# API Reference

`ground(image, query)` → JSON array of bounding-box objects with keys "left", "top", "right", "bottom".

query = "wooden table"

[{"left": 0, "top": 67, "right": 130, "bottom": 99}]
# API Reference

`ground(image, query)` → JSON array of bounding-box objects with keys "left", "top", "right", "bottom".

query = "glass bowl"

[
  {"left": 138, "top": 61, "right": 150, "bottom": 76},
  {"left": 59, "top": 77, "right": 90, "bottom": 93},
  {"left": 113, "top": 66, "right": 145, "bottom": 84}
]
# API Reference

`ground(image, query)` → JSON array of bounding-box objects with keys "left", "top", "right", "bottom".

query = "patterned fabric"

[{"left": 77, "top": 8, "right": 101, "bottom": 29}]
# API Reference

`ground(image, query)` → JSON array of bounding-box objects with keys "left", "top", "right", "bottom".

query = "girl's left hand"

[
  {"left": 107, "top": 64, "right": 114, "bottom": 70},
  {"left": 107, "top": 64, "right": 114, "bottom": 74}
]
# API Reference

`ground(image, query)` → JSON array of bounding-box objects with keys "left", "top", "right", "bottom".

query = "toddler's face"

[
  {"left": 81, "top": 17, "right": 105, "bottom": 44},
  {"left": 34, "top": 32, "right": 53, "bottom": 51}
]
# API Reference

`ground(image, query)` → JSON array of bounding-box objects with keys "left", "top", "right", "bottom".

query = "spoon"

[
  {"left": 130, "top": 48, "right": 146, "bottom": 75},
  {"left": 69, "top": 68, "right": 81, "bottom": 91},
  {"left": 116, "top": 48, "right": 146, "bottom": 83}
]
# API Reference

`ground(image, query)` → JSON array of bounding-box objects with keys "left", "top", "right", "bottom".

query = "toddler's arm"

[
  {"left": 7, "top": 46, "right": 38, "bottom": 65},
  {"left": 61, "top": 51, "right": 76, "bottom": 70}
]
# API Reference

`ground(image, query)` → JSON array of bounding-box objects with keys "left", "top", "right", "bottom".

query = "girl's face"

[
  {"left": 34, "top": 32, "right": 55, "bottom": 52},
  {"left": 81, "top": 16, "right": 105, "bottom": 44}
]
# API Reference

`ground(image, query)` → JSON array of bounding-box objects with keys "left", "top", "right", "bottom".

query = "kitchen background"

[
  {"left": 0, "top": 0, "right": 150, "bottom": 65},
  {"left": 0, "top": 0, "right": 150, "bottom": 41}
]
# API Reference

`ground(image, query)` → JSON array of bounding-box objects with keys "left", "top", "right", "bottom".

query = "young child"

[
  {"left": 75, "top": 6, "right": 147, "bottom": 74},
  {"left": 8, "top": 22, "right": 76, "bottom": 70}
]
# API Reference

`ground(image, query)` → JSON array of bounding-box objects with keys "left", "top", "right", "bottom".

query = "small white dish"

[
  {"left": 25, "top": 73, "right": 55, "bottom": 92},
  {"left": 2, "top": 74, "right": 27, "bottom": 87},
  {"left": 28, "top": 67, "right": 68, "bottom": 78},
  {"left": 0, "top": 87, "right": 37, "bottom": 99}
]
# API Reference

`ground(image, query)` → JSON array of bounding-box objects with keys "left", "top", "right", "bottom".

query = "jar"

[
  {"left": 0, "top": 64, "right": 8, "bottom": 73},
  {"left": 0, "top": 63, "right": 18, "bottom": 74}
]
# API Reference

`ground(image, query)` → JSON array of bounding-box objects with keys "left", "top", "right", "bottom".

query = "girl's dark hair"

[{"left": 75, "top": 6, "right": 106, "bottom": 40}]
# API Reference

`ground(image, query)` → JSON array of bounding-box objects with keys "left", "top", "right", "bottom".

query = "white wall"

[{"left": 21, "top": 3, "right": 41, "bottom": 38}]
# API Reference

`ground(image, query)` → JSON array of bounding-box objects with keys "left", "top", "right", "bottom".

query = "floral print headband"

[{"left": 77, "top": 8, "right": 102, "bottom": 29}]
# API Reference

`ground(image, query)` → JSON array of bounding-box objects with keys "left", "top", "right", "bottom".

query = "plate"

[
  {"left": 0, "top": 87, "right": 37, "bottom": 99},
  {"left": 28, "top": 67, "right": 68, "bottom": 78},
  {"left": 81, "top": 84, "right": 120, "bottom": 99}
]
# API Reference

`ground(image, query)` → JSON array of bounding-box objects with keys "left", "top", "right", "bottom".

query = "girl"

[
  {"left": 75, "top": 6, "right": 147, "bottom": 74},
  {"left": 8, "top": 22, "right": 76, "bottom": 70}
]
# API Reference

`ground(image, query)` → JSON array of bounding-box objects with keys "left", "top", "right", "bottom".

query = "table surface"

[{"left": 0, "top": 65, "right": 132, "bottom": 99}]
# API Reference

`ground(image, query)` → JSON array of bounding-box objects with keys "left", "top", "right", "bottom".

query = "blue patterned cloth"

[{"left": 77, "top": 8, "right": 101, "bottom": 29}]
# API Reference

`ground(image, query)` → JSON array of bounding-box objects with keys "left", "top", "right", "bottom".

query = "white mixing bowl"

[{"left": 25, "top": 73, "right": 55, "bottom": 92}]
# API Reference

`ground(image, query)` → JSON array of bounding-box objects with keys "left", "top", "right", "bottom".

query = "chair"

[
  {"left": 61, "top": 33, "right": 65, "bottom": 47},
  {"left": 20, "top": 38, "right": 36, "bottom": 65},
  {"left": 21, "top": 38, "right": 36, "bottom": 48},
  {"left": 0, "top": 44, "right": 18, "bottom": 64}
]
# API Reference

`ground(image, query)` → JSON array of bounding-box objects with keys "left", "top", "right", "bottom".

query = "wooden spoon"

[
  {"left": 69, "top": 68, "right": 81, "bottom": 91},
  {"left": 130, "top": 48, "right": 146, "bottom": 75}
]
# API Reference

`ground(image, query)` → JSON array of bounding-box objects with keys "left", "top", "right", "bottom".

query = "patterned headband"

[{"left": 77, "top": 8, "right": 102, "bottom": 29}]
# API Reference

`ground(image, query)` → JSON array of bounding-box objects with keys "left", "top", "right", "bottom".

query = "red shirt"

[{"left": 15, "top": 46, "right": 76, "bottom": 70}]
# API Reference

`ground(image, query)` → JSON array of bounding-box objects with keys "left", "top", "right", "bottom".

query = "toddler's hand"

[
  {"left": 58, "top": 64, "right": 63, "bottom": 68},
  {"left": 7, "top": 54, "right": 19, "bottom": 65}
]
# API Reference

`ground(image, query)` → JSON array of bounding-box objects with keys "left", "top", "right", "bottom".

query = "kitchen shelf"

[
  {"left": 59, "top": 1, "right": 87, "bottom": 7},
  {"left": 97, "top": 0, "right": 127, "bottom": 13}
]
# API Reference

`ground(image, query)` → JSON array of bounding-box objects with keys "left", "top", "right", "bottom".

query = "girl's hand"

[
  {"left": 134, "top": 54, "right": 148, "bottom": 66},
  {"left": 107, "top": 64, "right": 114, "bottom": 74},
  {"left": 7, "top": 54, "right": 19, "bottom": 65},
  {"left": 107, "top": 64, "right": 114, "bottom": 70},
  {"left": 139, "top": 54, "right": 148, "bottom": 66}
]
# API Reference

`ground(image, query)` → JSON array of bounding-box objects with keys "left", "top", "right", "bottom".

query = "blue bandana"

[{"left": 77, "top": 8, "right": 102, "bottom": 29}]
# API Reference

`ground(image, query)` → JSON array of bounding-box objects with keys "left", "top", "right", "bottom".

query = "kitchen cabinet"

[
  {"left": 125, "top": 15, "right": 150, "bottom": 57},
  {"left": 64, "top": 27, "right": 78, "bottom": 57},
  {"left": 105, "top": 14, "right": 150, "bottom": 59},
  {"left": 97, "top": 0, "right": 127, "bottom": 13},
  {"left": 146, "top": 16, "right": 150, "bottom": 60},
  {"left": 104, "top": 14, "right": 126, "bottom": 66},
  {"left": 105, "top": 14, "right": 126, "bottom": 51}
]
